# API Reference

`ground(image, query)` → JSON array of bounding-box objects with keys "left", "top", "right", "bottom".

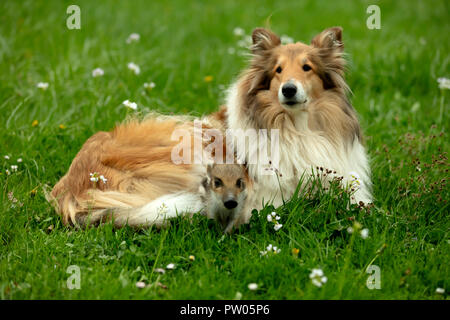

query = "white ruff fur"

[{"left": 225, "top": 82, "right": 372, "bottom": 212}]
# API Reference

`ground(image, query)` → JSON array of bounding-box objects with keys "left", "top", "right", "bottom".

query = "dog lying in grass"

[
  {"left": 47, "top": 26, "right": 372, "bottom": 230},
  {"left": 48, "top": 161, "right": 251, "bottom": 233}
]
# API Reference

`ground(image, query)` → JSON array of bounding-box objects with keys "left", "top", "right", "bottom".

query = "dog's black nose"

[
  {"left": 224, "top": 200, "right": 238, "bottom": 209},
  {"left": 282, "top": 83, "right": 297, "bottom": 99}
]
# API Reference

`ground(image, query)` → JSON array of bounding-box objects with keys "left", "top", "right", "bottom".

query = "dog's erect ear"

[
  {"left": 251, "top": 28, "right": 281, "bottom": 53},
  {"left": 311, "top": 27, "right": 344, "bottom": 51},
  {"left": 309, "top": 27, "right": 348, "bottom": 91}
]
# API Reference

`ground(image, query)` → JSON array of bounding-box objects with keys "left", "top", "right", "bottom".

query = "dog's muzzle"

[{"left": 279, "top": 81, "right": 308, "bottom": 107}]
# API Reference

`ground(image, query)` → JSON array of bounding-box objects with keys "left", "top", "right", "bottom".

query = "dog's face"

[
  {"left": 270, "top": 43, "right": 325, "bottom": 110},
  {"left": 248, "top": 27, "right": 346, "bottom": 112}
]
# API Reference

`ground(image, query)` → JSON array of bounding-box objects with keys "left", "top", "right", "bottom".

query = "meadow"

[{"left": 0, "top": 0, "right": 448, "bottom": 299}]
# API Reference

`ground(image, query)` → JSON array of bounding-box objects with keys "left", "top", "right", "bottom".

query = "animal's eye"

[
  {"left": 302, "top": 64, "right": 312, "bottom": 72},
  {"left": 236, "top": 178, "right": 245, "bottom": 189},
  {"left": 276, "top": 66, "right": 282, "bottom": 73},
  {"left": 214, "top": 178, "right": 223, "bottom": 188}
]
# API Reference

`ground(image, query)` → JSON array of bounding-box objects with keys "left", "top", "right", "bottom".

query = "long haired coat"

[{"left": 47, "top": 27, "right": 372, "bottom": 229}]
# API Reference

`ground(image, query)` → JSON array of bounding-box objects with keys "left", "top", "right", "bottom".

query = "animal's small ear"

[
  {"left": 311, "top": 27, "right": 343, "bottom": 51},
  {"left": 251, "top": 28, "right": 281, "bottom": 53}
]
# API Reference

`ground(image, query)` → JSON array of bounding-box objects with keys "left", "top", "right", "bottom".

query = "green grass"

[{"left": 0, "top": 0, "right": 449, "bottom": 300}]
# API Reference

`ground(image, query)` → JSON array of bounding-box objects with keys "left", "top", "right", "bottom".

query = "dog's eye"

[
  {"left": 236, "top": 178, "right": 245, "bottom": 189},
  {"left": 276, "top": 66, "right": 282, "bottom": 73},
  {"left": 302, "top": 64, "right": 312, "bottom": 72},
  {"left": 214, "top": 178, "right": 223, "bottom": 188}
]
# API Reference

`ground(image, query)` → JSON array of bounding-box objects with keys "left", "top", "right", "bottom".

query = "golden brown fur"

[
  {"left": 48, "top": 116, "right": 211, "bottom": 226},
  {"left": 224, "top": 27, "right": 372, "bottom": 210},
  {"left": 237, "top": 27, "right": 361, "bottom": 147},
  {"left": 48, "top": 26, "right": 371, "bottom": 229}
]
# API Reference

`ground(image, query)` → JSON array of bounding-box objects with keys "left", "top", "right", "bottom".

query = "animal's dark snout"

[
  {"left": 282, "top": 83, "right": 297, "bottom": 99},
  {"left": 224, "top": 200, "right": 238, "bottom": 209}
]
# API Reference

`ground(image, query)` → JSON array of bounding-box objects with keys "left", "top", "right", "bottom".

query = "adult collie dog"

[{"left": 48, "top": 27, "right": 372, "bottom": 230}]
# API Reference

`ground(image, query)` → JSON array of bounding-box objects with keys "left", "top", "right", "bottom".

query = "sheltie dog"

[{"left": 47, "top": 27, "right": 372, "bottom": 230}]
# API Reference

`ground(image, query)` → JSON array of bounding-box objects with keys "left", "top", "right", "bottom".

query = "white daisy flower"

[
  {"left": 99, "top": 175, "right": 108, "bottom": 184},
  {"left": 127, "top": 62, "right": 141, "bottom": 75},
  {"left": 266, "top": 214, "right": 273, "bottom": 222},
  {"left": 10, "top": 165, "right": 18, "bottom": 172},
  {"left": 247, "top": 283, "right": 258, "bottom": 290},
  {"left": 166, "top": 263, "right": 175, "bottom": 270},
  {"left": 436, "top": 287, "right": 445, "bottom": 294},
  {"left": 309, "top": 268, "right": 327, "bottom": 287},
  {"left": 310, "top": 268, "right": 324, "bottom": 278},
  {"left": 126, "top": 33, "right": 140, "bottom": 44},
  {"left": 155, "top": 268, "right": 166, "bottom": 274},
  {"left": 135, "top": 281, "right": 146, "bottom": 288},
  {"left": 347, "top": 227, "right": 354, "bottom": 234},
  {"left": 437, "top": 77, "right": 450, "bottom": 90},
  {"left": 311, "top": 277, "right": 327, "bottom": 287},
  {"left": 274, "top": 223, "right": 283, "bottom": 231},
  {"left": 271, "top": 212, "right": 276, "bottom": 217},
  {"left": 5, "top": 169, "right": 10, "bottom": 175},
  {"left": 144, "top": 82, "right": 156, "bottom": 89},
  {"left": 92, "top": 68, "right": 104, "bottom": 77},
  {"left": 233, "top": 27, "right": 244, "bottom": 36},
  {"left": 89, "top": 172, "right": 99, "bottom": 182},
  {"left": 360, "top": 228, "right": 369, "bottom": 239},
  {"left": 17, "top": 158, "right": 22, "bottom": 163},
  {"left": 349, "top": 171, "right": 362, "bottom": 190},
  {"left": 261, "top": 244, "right": 281, "bottom": 256},
  {"left": 122, "top": 99, "right": 138, "bottom": 110},
  {"left": 4, "top": 155, "right": 10, "bottom": 160},
  {"left": 37, "top": 82, "right": 49, "bottom": 90}
]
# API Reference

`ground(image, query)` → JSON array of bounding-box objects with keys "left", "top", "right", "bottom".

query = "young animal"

[{"left": 201, "top": 164, "right": 251, "bottom": 233}]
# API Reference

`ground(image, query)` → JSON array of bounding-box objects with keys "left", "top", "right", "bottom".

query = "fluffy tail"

[{"left": 46, "top": 187, "right": 204, "bottom": 228}]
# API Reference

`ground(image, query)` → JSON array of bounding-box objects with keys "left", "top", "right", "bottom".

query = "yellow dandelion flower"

[
  {"left": 292, "top": 248, "right": 300, "bottom": 256},
  {"left": 204, "top": 75, "right": 213, "bottom": 82},
  {"left": 32, "top": 120, "right": 39, "bottom": 127},
  {"left": 59, "top": 124, "right": 67, "bottom": 129},
  {"left": 189, "top": 255, "right": 195, "bottom": 261}
]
